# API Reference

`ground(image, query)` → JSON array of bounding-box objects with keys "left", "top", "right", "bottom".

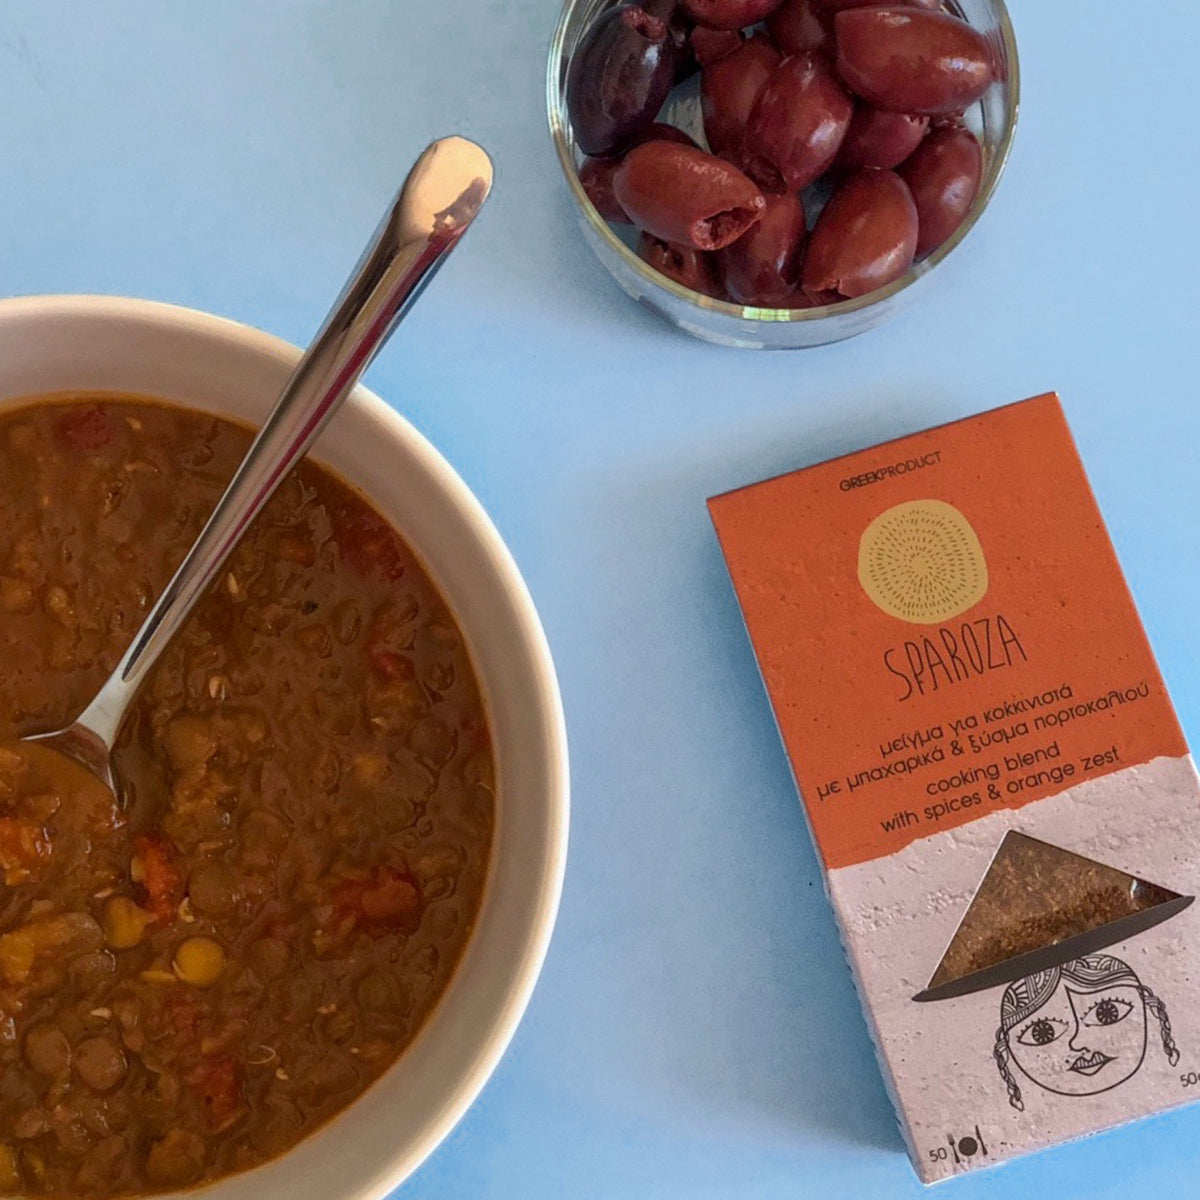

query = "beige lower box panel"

[{"left": 830, "top": 755, "right": 1200, "bottom": 1182}]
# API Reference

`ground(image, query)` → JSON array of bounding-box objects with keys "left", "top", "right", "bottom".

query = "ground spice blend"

[{"left": 709, "top": 394, "right": 1200, "bottom": 1182}]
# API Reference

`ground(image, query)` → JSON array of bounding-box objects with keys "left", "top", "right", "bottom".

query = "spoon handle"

[{"left": 77, "top": 137, "right": 493, "bottom": 748}]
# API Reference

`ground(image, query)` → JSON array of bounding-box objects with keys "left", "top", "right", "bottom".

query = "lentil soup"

[{"left": 0, "top": 396, "right": 495, "bottom": 1196}]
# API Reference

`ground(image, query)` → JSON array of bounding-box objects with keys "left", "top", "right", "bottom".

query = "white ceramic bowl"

[{"left": 0, "top": 295, "right": 570, "bottom": 1200}]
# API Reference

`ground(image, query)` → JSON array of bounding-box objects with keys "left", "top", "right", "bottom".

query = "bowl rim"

[
  {"left": 546, "top": 0, "right": 1021, "bottom": 324},
  {"left": 0, "top": 292, "right": 571, "bottom": 1199}
]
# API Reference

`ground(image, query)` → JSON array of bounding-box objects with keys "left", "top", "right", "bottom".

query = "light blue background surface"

[{"left": 3, "top": 2, "right": 1199, "bottom": 1196}]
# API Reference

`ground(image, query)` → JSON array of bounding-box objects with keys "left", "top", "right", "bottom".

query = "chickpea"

[
  {"left": 0, "top": 1143, "right": 19, "bottom": 1190},
  {"left": 138, "top": 970, "right": 178, "bottom": 987},
  {"left": 145, "top": 1129, "right": 205, "bottom": 1187},
  {"left": 102, "top": 897, "right": 153, "bottom": 950},
  {"left": 0, "top": 578, "right": 35, "bottom": 615},
  {"left": 161, "top": 716, "right": 217, "bottom": 771},
  {"left": 173, "top": 937, "right": 226, "bottom": 988}
]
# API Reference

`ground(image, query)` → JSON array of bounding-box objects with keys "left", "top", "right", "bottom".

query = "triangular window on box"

[{"left": 915, "top": 831, "right": 1189, "bottom": 1002}]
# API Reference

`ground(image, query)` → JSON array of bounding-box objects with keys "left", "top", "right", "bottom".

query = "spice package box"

[{"left": 709, "top": 393, "right": 1200, "bottom": 1182}]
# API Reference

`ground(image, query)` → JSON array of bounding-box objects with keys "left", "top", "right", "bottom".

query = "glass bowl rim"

[{"left": 546, "top": 0, "right": 1021, "bottom": 325}]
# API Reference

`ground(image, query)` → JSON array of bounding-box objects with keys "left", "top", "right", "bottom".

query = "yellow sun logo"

[{"left": 858, "top": 499, "right": 988, "bottom": 625}]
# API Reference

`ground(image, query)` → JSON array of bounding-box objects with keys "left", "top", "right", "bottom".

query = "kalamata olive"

[
  {"left": 776, "top": 0, "right": 942, "bottom": 54},
  {"left": 801, "top": 169, "right": 918, "bottom": 300},
  {"left": 681, "top": 0, "right": 785, "bottom": 31},
  {"left": 567, "top": 6, "right": 678, "bottom": 157},
  {"left": 638, "top": 232, "right": 725, "bottom": 297},
  {"left": 643, "top": 0, "right": 698, "bottom": 80},
  {"left": 579, "top": 123, "right": 699, "bottom": 223},
  {"left": 743, "top": 52, "right": 853, "bottom": 192},
  {"left": 765, "top": 0, "right": 832, "bottom": 55},
  {"left": 898, "top": 123, "right": 982, "bottom": 256},
  {"left": 615, "top": 141, "right": 766, "bottom": 249},
  {"left": 834, "top": 8, "right": 993, "bottom": 115},
  {"left": 692, "top": 26, "right": 743, "bottom": 65},
  {"left": 642, "top": 0, "right": 690, "bottom": 52},
  {"left": 702, "top": 35, "right": 781, "bottom": 161},
  {"left": 580, "top": 157, "right": 629, "bottom": 223},
  {"left": 931, "top": 109, "right": 967, "bottom": 130},
  {"left": 785, "top": 289, "right": 823, "bottom": 309},
  {"left": 716, "top": 191, "right": 807, "bottom": 305},
  {"left": 834, "top": 104, "right": 929, "bottom": 170},
  {"left": 822, "top": 0, "right": 942, "bottom": 9},
  {"left": 645, "top": 121, "right": 701, "bottom": 146}
]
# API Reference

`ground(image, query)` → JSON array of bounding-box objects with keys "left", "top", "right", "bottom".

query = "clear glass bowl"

[{"left": 547, "top": 0, "right": 1020, "bottom": 349}]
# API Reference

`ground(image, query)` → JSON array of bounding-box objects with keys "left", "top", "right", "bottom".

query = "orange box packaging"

[{"left": 709, "top": 393, "right": 1200, "bottom": 1181}]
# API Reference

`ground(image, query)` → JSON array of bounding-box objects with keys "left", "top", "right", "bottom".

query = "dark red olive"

[
  {"left": 567, "top": 6, "right": 678, "bottom": 157},
  {"left": 785, "top": 289, "right": 823, "bottom": 309},
  {"left": 716, "top": 192, "right": 807, "bottom": 305},
  {"left": 821, "top": 0, "right": 942, "bottom": 9},
  {"left": 702, "top": 35, "right": 781, "bottom": 162},
  {"left": 642, "top": 0, "right": 691, "bottom": 53},
  {"left": 614, "top": 141, "right": 766, "bottom": 249},
  {"left": 931, "top": 110, "right": 968, "bottom": 130},
  {"left": 692, "top": 26, "right": 743, "bottom": 65},
  {"left": 638, "top": 232, "right": 725, "bottom": 297},
  {"left": 766, "top": 0, "right": 832, "bottom": 55},
  {"left": 743, "top": 52, "right": 853, "bottom": 192},
  {"left": 578, "top": 124, "right": 699, "bottom": 224},
  {"left": 643, "top": 0, "right": 698, "bottom": 79},
  {"left": 644, "top": 121, "right": 701, "bottom": 147},
  {"left": 898, "top": 124, "right": 982, "bottom": 256},
  {"left": 681, "top": 0, "right": 785, "bottom": 31},
  {"left": 834, "top": 105, "right": 929, "bottom": 170},
  {"left": 579, "top": 157, "right": 629, "bottom": 223},
  {"left": 767, "top": 0, "right": 947, "bottom": 58},
  {"left": 801, "top": 169, "right": 918, "bottom": 300},
  {"left": 835, "top": 8, "right": 993, "bottom": 115}
]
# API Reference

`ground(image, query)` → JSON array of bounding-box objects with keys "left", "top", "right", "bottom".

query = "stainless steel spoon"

[{"left": 26, "top": 135, "right": 493, "bottom": 795}]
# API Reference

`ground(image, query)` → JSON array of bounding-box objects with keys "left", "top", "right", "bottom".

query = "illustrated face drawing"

[
  {"left": 993, "top": 955, "right": 1179, "bottom": 1110},
  {"left": 1011, "top": 978, "right": 1145, "bottom": 1096}
]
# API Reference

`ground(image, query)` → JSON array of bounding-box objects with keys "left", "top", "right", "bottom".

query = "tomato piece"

[
  {"left": 56, "top": 406, "right": 113, "bottom": 450},
  {"left": 0, "top": 817, "right": 50, "bottom": 884},
  {"left": 188, "top": 1056, "right": 245, "bottom": 1132},
  {"left": 0, "top": 913, "right": 104, "bottom": 986},
  {"left": 366, "top": 645, "right": 414, "bottom": 682},
  {"left": 332, "top": 505, "right": 406, "bottom": 582},
  {"left": 133, "top": 833, "right": 184, "bottom": 924},
  {"left": 273, "top": 530, "right": 317, "bottom": 567},
  {"left": 333, "top": 867, "right": 423, "bottom": 935}
]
